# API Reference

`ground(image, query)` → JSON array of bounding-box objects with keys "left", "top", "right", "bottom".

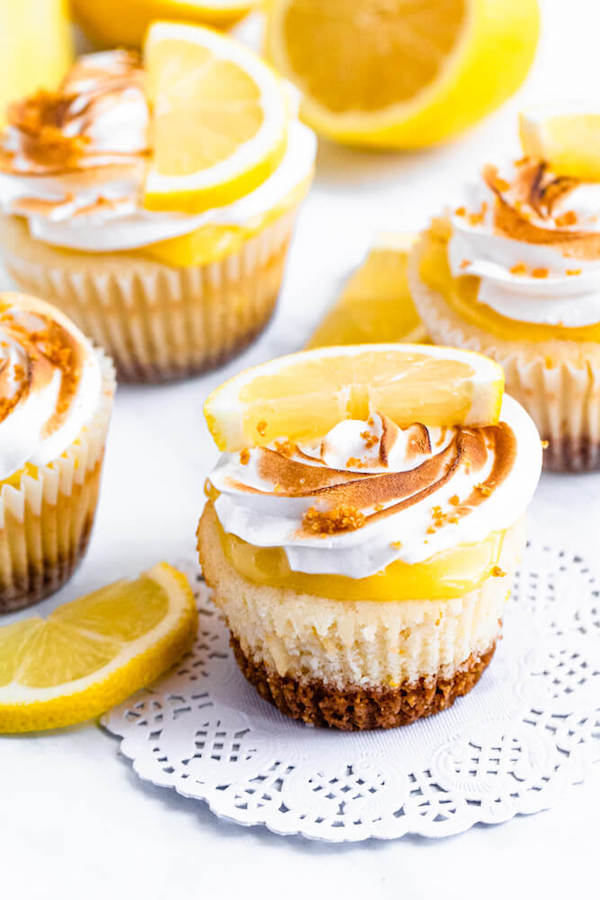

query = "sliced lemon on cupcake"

[
  {"left": 519, "top": 109, "right": 600, "bottom": 180},
  {"left": 144, "top": 21, "right": 289, "bottom": 213},
  {"left": 204, "top": 343, "right": 505, "bottom": 450},
  {"left": 265, "top": 0, "right": 539, "bottom": 147},
  {"left": 0, "top": 563, "right": 197, "bottom": 732},
  {"left": 73, "top": 0, "right": 259, "bottom": 48},
  {"left": 306, "top": 233, "right": 428, "bottom": 348}
]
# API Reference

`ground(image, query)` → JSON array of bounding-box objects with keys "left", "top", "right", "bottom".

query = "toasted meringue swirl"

[
  {"left": 0, "top": 293, "right": 102, "bottom": 480},
  {"left": 448, "top": 158, "right": 600, "bottom": 327},
  {"left": 209, "top": 396, "right": 541, "bottom": 579},
  {"left": 0, "top": 51, "right": 316, "bottom": 253}
]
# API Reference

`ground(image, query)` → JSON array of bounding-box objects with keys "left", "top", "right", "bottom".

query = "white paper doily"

[{"left": 102, "top": 542, "right": 600, "bottom": 842}]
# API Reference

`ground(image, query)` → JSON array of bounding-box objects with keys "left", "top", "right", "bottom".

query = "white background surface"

[{"left": 1, "top": 1, "right": 599, "bottom": 897}]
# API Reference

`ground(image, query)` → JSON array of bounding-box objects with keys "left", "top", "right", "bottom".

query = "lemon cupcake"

[
  {"left": 0, "top": 25, "right": 316, "bottom": 382},
  {"left": 409, "top": 124, "right": 600, "bottom": 471},
  {"left": 197, "top": 345, "right": 541, "bottom": 730},
  {"left": 0, "top": 292, "right": 115, "bottom": 612}
]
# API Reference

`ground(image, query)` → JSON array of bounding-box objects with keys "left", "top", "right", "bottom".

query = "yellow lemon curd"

[
  {"left": 214, "top": 509, "right": 508, "bottom": 602},
  {"left": 136, "top": 177, "right": 311, "bottom": 267},
  {"left": 420, "top": 220, "right": 600, "bottom": 342},
  {"left": 0, "top": 462, "right": 39, "bottom": 490}
]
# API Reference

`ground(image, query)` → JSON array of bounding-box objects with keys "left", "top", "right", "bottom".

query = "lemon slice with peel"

[
  {"left": 306, "top": 233, "right": 428, "bottom": 349},
  {"left": 519, "top": 110, "right": 600, "bottom": 181},
  {"left": 0, "top": 563, "right": 197, "bottom": 733},
  {"left": 144, "top": 21, "right": 289, "bottom": 213},
  {"left": 204, "top": 344, "right": 505, "bottom": 451},
  {"left": 265, "top": 0, "right": 539, "bottom": 148},
  {"left": 72, "top": 0, "right": 259, "bottom": 49}
]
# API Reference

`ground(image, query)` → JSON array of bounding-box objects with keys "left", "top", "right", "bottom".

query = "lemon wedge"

[
  {"left": 204, "top": 343, "right": 505, "bottom": 451},
  {"left": 72, "top": 0, "right": 259, "bottom": 48},
  {"left": 306, "top": 233, "right": 428, "bottom": 348},
  {"left": 265, "top": 0, "right": 539, "bottom": 147},
  {"left": 144, "top": 21, "right": 289, "bottom": 213},
  {"left": 0, "top": 563, "right": 197, "bottom": 732},
  {"left": 519, "top": 110, "right": 600, "bottom": 181}
]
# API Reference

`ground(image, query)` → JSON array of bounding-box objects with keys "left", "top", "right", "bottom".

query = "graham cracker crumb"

[{"left": 302, "top": 505, "right": 366, "bottom": 534}]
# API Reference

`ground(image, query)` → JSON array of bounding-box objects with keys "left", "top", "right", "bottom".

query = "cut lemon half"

[
  {"left": 519, "top": 110, "right": 600, "bottom": 181},
  {"left": 0, "top": 563, "right": 197, "bottom": 733},
  {"left": 306, "top": 233, "right": 428, "bottom": 348},
  {"left": 204, "top": 344, "right": 505, "bottom": 451},
  {"left": 265, "top": 0, "right": 539, "bottom": 147},
  {"left": 144, "top": 21, "right": 289, "bottom": 213},
  {"left": 73, "top": 0, "right": 260, "bottom": 48}
]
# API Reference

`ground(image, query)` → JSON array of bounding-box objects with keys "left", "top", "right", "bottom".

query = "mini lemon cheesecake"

[
  {"left": 409, "top": 116, "right": 600, "bottom": 471},
  {"left": 0, "top": 292, "right": 115, "bottom": 611},
  {"left": 0, "top": 25, "right": 316, "bottom": 382},
  {"left": 197, "top": 345, "right": 542, "bottom": 730}
]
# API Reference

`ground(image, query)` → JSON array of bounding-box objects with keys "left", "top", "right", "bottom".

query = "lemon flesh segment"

[
  {"left": 519, "top": 112, "right": 600, "bottom": 181},
  {"left": 307, "top": 233, "right": 428, "bottom": 348},
  {"left": 144, "top": 21, "right": 289, "bottom": 213},
  {"left": 0, "top": 563, "right": 197, "bottom": 733},
  {"left": 204, "top": 344, "right": 505, "bottom": 451},
  {"left": 265, "top": 0, "right": 539, "bottom": 147},
  {"left": 72, "top": 0, "right": 259, "bottom": 48}
]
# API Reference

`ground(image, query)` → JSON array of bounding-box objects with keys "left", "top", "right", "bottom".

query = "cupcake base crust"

[
  {"left": 231, "top": 634, "right": 496, "bottom": 731},
  {"left": 0, "top": 526, "right": 92, "bottom": 613}
]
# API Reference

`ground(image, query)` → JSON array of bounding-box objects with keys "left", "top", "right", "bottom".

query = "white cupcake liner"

[
  {"left": 408, "top": 238, "right": 600, "bottom": 472},
  {"left": 0, "top": 353, "right": 115, "bottom": 611},
  {"left": 198, "top": 503, "right": 525, "bottom": 690},
  {"left": 2, "top": 209, "right": 298, "bottom": 382}
]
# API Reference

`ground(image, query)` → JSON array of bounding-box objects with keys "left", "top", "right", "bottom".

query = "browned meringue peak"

[
  {"left": 0, "top": 301, "right": 84, "bottom": 433},
  {"left": 227, "top": 416, "right": 517, "bottom": 536},
  {"left": 0, "top": 50, "right": 148, "bottom": 176},
  {"left": 481, "top": 161, "right": 600, "bottom": 260}
]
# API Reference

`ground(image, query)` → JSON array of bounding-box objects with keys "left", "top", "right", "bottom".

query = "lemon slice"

[
  {"left": 519, "top": 110, "right": 600, "bottom": 181},
  {"left": 144, "top": 21, "right": 289, "bottom": 213},
  {"left": 265, "top": 0, "right": 539, "bottom": 148},
  {"left": 306, "top": 233, "right": 428, "bottom": 349},
  {"left": 204, "top": 344, "right": 505, "bottom": 451},
  {"left": 72, "top": 0, "right": 259, "bottom": 48},
  {"left": 0, "top": 563, "right": 197, "bottom": 733}
]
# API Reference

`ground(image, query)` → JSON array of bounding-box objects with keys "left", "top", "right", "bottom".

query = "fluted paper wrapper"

[
  {"left": 408, "top": 242, "right": 600, "bottom": 472},
  {"left": 2, "top": 209, "right": 298, "bottom": 383},
  {"left": 0, "top": 353, "right": 115, "bottom": 612}
]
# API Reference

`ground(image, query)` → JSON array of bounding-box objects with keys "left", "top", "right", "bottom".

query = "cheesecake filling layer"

[
  {"left": 208, "top": 395, "right": 541, "bottom": 580},
  {"left": 447, "top": 158, "right": 600, "bottom": 328},
  {"left": 0, "top": 50, "right": 316, "bottom": 252},
  {"left": 198, "top": 502, "right": 523, "bottom": 688}
]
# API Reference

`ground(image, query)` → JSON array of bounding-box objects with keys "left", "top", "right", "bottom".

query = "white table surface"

[{"left": 2, "top": 2, "right": 599, "bottom": 896}]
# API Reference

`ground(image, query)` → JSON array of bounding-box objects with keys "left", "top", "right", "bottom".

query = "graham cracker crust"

[
  {"left": 231, "top": 635, "right": 496, "bottom": 731},
  {"left": 0, "top": 523, "right": 93, "bottom": 613},
  {"left": 116, "top": 308, "right": 277, "bottom": 383},
  {"left": 543, "top": 436, "right": 600, "bottom": 473}
]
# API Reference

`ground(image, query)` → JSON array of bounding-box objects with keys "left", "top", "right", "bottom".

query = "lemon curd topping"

[
  {"left": 137, "top": 176, "right": 312, "bottom": 267},
  {"left": 213, "top": 503, "right": 508, "bottom": 601},
  {"left": 420, "top": 219, "right": 600, "bottom": 343}
]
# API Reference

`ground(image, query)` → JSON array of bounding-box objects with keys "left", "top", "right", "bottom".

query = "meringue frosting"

[
  {"left": 448, "top": 158, "right": 600, "bottom": 327},
  {"left": 209, "top": 396, "right": 541, "bottom": 579},
  {"left": 0, "top": 51, "right": 316, "bottom": 253},
  {"left": 0, "top": 294, "right": 103, "bottom": 481}
]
